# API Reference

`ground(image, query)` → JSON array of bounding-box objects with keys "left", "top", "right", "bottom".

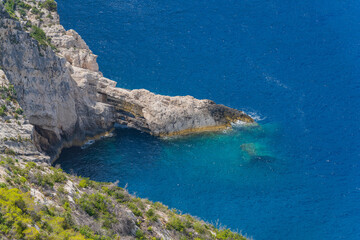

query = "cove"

[{"left": 55, "top": 0, "right": 360, "bottom": 239}]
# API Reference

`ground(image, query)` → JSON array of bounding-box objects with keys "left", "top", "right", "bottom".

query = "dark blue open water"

[{"left": 55, "top": 0, "right": 360, "bottom": 239}]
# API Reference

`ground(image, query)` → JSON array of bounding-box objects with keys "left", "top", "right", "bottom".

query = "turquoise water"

[{"left": 56, "top": 0, "right": 360, "bottom": 239}]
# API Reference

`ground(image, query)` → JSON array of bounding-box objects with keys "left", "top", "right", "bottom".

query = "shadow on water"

[
  {"left": 55, "top": 121, "right": 285, "bottom": 239},
  {"left": 56, "top": 122, "right": 283, "bottom": 179}
]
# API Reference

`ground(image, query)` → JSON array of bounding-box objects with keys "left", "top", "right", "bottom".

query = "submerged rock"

[
  {"left": 241, "top": 143, "right": 258, "bottom": 156},
  {"left": 241, "top": 142, "right": 275, "bottom": 164}
]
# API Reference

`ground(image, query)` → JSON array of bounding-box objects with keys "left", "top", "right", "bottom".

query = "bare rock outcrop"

[
  {"left": 103, "top": 88, "right": 253, "bottom": 136},
  {"left": 0, "top": 70, "right": 49, "bottom": 162},
  {"left": 0, "top": 6, "right": 114, "bottom": 157},
  {"left": 0, "top": 0, "right": 253, "bottom": 159}
]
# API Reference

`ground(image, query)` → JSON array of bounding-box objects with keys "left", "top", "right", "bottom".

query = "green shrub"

[
  {"left": 193, "top": 222, "right": 206, "bottom": 234},
  {"left": 35, "top": 172, "right": 54, "bottom": 187},
  {"left": 78, "top": 179, "right": 89, "bottom": 188},
  {"left": 15, "top": 108, "right": 23, "bottom": 115},
  {"left": 0, "top": 108, "right": 5, "bottom": 117},
  {"left": 25, "top": 162, "right": 37, "bottom": 169},
  {"left": 146, "top": 208, "right": 158, "bottom": 222},
  {"left": 19, "top": 176, "right": 27, "bottom": 184},
  {"left": 4, "top": 0, "right": 16, "bottom": 19},
  {"left": 0, "top": 188, "right": 88, "bottom": 239},
  {"left": 18, "top": 8, "right": 26, "bottom": 17},
  {"left": 127, "top": 202, "right": 142, "bottom": 217},
  {"left": 57, "top": 185, "right": 67, "bottom": 194},
  {"left": 166, "top": 216, "right": 185, "bottom": 232},
  {"left": 216, "top": 229, "right": 247, "bottom": 240},
  {"left": 30, "top": 25, "right": 47, "bottom": 46},
  {"left": 8, "top": 84, "right": 15, "bottom": 95},
  {"left": 78, "top": 193, "right": 109, "bottom": 218},
  {"left": 18, "top": 2, "right": 32, "bottom": 10},
  {"left": 101, "top": 212, "right": 117, "bottom": 229},
  {"left": 77, "top": 225, "right": 106, "bottom": 240},
  {"left": 31, "top": 7, "right": 40, "bottom": 15},
  {"left": 104, "top": 186, "right": 130, "bottom": 203},
  {"left": 40, "top": 0, "right": 57, "bottom": 12},
  {"left": 146, "top": 208, "right": 155, "bottom": 217},
  {"left": 52, "top": 168, "right": 67, "bottom": 183},
  {"left": 62, "top": 211, "right": 73, "bottom": 229},
  {"left": 135, "top": 229, "right": 145, "bottom": 240},
  {"left": 153, "top": 201, "right": 168, "bottom": 211}
]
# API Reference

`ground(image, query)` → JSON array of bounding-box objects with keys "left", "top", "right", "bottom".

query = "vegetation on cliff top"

[
  {"left": 0, "top": 187, "right": 87, "bottom": 239},
  {"left": 3, "top": 0, "right": 17, "bottom": 19},
  {"left": 40, "top": 0, "right": 56, "bottom": 12},
  {"left": 0, "top": 155, "right": 247, "bottom": 239},
  {"left": 29, "top": 25, "right": 47, "bottom": 45},
  {"left": 3, "top": 0, "right": 56, "bottom": 19},
  {"left": 2, "top": 0, "right": 56, "bottom": 50}
]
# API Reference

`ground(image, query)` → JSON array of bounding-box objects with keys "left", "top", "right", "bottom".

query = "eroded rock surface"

[
  {"left": 0, "top": 5, "right": 114, "bottom": 156},
  {"left": 0, "top": 70, "right": 50, "bottom": 161},
  {"left": 104, "top": 88, "right": 253, "bottom": 136},
  {"left": 0, "top": 0, "right": 253, "bottom": 159}
]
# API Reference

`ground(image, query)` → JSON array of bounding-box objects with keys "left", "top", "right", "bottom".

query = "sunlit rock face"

[{"left": 0, "top": 5, "right": 114, "bottom": 157}]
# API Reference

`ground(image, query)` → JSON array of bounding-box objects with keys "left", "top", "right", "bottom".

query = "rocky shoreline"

[
  {"left": 0, "top": 0, "right": 253, "bottom": 161},
  {"left": 0, "top": 0, "right": 251, "bottom": 239}
]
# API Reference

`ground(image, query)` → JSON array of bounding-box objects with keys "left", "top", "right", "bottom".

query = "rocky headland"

[{"left": 0, "top": 0, "right": 251, "bottom": 239}]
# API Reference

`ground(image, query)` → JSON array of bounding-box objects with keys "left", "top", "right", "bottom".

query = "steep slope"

[
  {"left": 0, "top": 3, "right": 114, "bottom": 157},
  {"left": 0, "top": 155, "right": 247, "bottom": 240}
]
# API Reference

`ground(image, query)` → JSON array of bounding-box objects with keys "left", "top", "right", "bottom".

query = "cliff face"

[
  {"left": 0, "top": 0, "right": 253, "bottom": 158},
  {"left": 0, "top": 69, "right": 50, "bottom": 162},
  {"left": 0, "top": 4, "right": 114, "bottom": 157},
  {"left": 0, "top": 1, "right": 251, "bottom": 239}
]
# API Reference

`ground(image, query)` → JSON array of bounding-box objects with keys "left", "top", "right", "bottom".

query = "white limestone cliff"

[{"left": 0, "top": 0, "right": 253, "bottom": 159}]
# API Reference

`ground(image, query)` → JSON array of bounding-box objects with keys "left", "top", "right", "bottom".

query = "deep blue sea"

[{"left": 55, "top": 0, "right": 360, "bottom": 239}]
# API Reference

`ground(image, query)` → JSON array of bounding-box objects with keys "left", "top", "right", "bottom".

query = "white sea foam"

[
  {"left": 263, "top": 73, "right": 290, "bottom": 89},
  {"left": 222, "top": 128, "right": 232, "bottom": 134},
  {"left": 231, "top": 120, "right": 249, "bottom": 127},
  {"left": 81, "top": 140, "right": 95, "bottom": 149},
  {"left": 247, "top": 111, "right": 266, "bottom": 121},
  {"left": 101, "top": 132, "right": 115, "bottom": 139}
]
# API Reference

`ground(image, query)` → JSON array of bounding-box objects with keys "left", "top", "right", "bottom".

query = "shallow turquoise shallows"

[{"left": 55, "top": 0, "right": 360, "bottom": 239}]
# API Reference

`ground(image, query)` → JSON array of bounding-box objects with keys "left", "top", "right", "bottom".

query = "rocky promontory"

[
  {"left": 0, "top": 0, "right": 251, "bottom": 239},
  {"left": 0, "top": 0, "right": 253, "bottom": 158}
]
